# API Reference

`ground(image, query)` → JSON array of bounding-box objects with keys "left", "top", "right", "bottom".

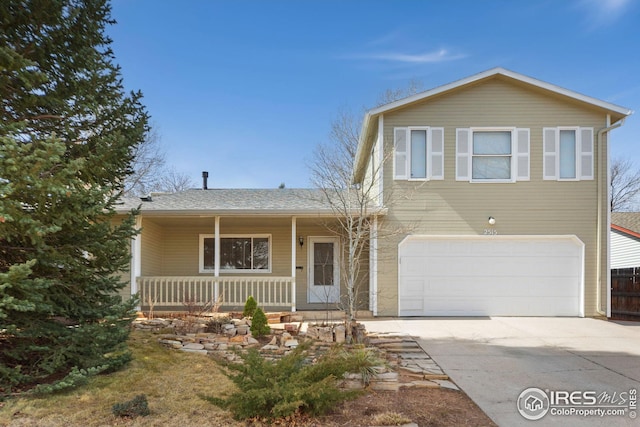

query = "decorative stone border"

[{"left": 133, "top": 317, "right": 457, "bottom": 391}]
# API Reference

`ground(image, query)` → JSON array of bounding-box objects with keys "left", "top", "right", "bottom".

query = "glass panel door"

[{"left": 308, "top": 237, "right": 340, "bottom": 303}]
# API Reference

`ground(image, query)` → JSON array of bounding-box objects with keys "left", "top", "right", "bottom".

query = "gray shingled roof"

[
  {"left": 611, "top": 212, "right": 640, "bottom": 234},
  {"left": 115, "top": 188, "right": 343, "bottom": 215}
]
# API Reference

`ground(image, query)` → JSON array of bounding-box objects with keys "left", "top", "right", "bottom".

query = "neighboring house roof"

[
  {"left": 353, "top": 67, "right": 634, "bottom": 183},
  {"left": 611, "top": 212, "right": 640, "bottom": 239},
  {"left": 115, "top": 188, "right": 374, "bottom": 216}
]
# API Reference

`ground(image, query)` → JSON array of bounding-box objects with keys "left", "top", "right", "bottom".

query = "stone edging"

[{"left": 133, "top": 318, "right": 458, "bottom": 391}]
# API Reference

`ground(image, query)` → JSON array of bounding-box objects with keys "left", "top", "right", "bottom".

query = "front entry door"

[{"left": 308, "top": 237, "right": 340, "bottom": 303}]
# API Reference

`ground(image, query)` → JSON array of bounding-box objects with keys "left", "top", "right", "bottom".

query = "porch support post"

[
  {"left": 131, "top": 216, "right": 142, "bottom": 309},
  {"left": 291, "top": 216, "right": 297, "bottom": 312},
  {"left": 214, "top": 216, "right": 220, "bottom": 302}
]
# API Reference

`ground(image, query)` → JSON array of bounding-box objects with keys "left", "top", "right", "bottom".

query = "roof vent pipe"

[{"left": 202, "top": 171, "right": 209, "bottom": 190}]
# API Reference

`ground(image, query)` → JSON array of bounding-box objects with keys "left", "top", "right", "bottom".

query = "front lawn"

[{"left": 0, "top": 330, "right": 239, "bottom": 426}]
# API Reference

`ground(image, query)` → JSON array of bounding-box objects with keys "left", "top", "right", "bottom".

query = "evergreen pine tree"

[{"left": 0, "top": 0, "right": 149, "bottom": 396}]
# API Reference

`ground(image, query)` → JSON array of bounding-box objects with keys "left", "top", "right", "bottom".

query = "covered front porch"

[{"left": 129, "top": 214, "right": 350, "bottom": 312}]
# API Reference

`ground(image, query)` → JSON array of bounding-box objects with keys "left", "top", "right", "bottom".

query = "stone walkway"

[{"left": 367, "top": 332, "right": 459, "bottom": 391}]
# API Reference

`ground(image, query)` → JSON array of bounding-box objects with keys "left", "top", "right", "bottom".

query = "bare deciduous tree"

[
  {"left": 309, "top": 81, "right": 423, "bottom": 340},
  {"left": 159, "top": 167, "right": 196, "bottom": 193},
  {"left": 125, "top": 128, "right": 165, "bottom": 196},
  {"left": 610, "top": 157, "right": 640, "bottom": 212},
  {"left": 375, "top": 78, "right": 424, "bottom": 107},
  {"left": 124, "top": 128, "right": 196, "bottom": 195}
]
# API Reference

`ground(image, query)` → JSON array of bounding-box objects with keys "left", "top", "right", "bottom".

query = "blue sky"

[{"left": 109, "top": 0, "right": 640, "bottom": 189}]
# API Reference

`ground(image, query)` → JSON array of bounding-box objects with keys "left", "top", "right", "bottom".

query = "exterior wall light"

[
  {"left": 488, "top": 216, "right": 496, "bottom": 225},
  {"left": 299, "top": 236, "right": 304, "bottom": 247}
]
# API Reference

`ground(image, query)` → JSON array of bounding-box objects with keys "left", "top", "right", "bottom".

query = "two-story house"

[
  {"left": 353, "top": 67, "right": 631, "bottom": 317},
  {"left": 117, "top": 67, "right": 631, "bottom": 318}
]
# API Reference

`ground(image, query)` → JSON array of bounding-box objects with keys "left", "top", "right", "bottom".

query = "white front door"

[{"left": 308, "top": 237, "right": 340, "bottom": 303}]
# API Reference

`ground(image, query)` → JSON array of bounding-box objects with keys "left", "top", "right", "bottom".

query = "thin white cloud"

[
  {"left": 578, "top": 0, "right": 633, "bottom": 28},
  {"left": 351, "top": 48, "right": 466, "bottom": 64}
]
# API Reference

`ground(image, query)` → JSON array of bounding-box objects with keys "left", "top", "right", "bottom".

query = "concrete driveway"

[{"left": 362, "top": 317, "right": 640, "bottom": 427}]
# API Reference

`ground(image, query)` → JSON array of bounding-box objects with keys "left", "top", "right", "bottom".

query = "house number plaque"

[{"left": 483, "top": 229, "right": 498, "bottom": 235}]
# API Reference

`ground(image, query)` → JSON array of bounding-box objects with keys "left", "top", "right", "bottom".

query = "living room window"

[
  {"left": 456, "top": 127, "right": 530, "bottom": 182},
  {"left": 199, "top": 234, "right": 271, "bottom": 273}
]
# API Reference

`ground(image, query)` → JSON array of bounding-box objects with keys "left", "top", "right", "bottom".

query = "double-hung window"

[
  {"left": 543, "top": 127, "right": 594, "bottom": 180},
  {"left": 456, "top": 127, "right": 530, "bottom": 182},
  {"left": 199, "top": 234, "right": 271, "bottom": 273},
  {"left": 393, "top": 126, "right": 444, "bottom": 180}
]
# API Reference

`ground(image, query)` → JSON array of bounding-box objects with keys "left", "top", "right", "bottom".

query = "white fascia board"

[
  {"left": 129, "top": 207, "right": 388, "bottom": 217},
  {"left": 367, "top": 67, "right": 633, "bottom": 117}
]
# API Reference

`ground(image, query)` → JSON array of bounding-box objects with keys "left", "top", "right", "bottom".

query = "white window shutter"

[
  {"left": 429, "top": 127, "right": 444, "bottom": 180},
  {"left": 515, "top": 128, "right": 530, "bottom": 181},
  {"left": 579, "top": 127, "right": 594, "bottom": 180},
  {"left": 394, "top": 128, "right": 408, "bottom": 180},
  {"left": 456, "top": 128, "right": 470, "bottom": 181},
  {"left": 543, "top": 128, "right": 558, "bottom": 180}
]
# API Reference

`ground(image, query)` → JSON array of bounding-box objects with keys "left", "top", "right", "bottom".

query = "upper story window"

[
  {"left": 472, "top": 131, "right": 512, "bottom": 180},
  {"left": 543, "top": 127, "right": 594, "bottom": 181},
  {"left": 199, "top": 234, "right": 271, "bottom": 273},
  {"left": 456, "top": 127, "right": 530, "bottom": 183},
  {"left": 393, "top": 127, "right": 444, "bottom": 181}
]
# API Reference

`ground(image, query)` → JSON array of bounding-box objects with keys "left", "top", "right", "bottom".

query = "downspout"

[{"left": 596, "top": 115, "right": 625, "bottom": 317}]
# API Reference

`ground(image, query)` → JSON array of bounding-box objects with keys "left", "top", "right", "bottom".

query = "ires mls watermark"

[{"left": 517, "top": 387, "right": 637, "bottom": 421}]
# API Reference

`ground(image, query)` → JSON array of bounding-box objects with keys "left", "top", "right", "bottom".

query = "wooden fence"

[{"left": 611, "top": 267, "right": 640, "bottom": 321}]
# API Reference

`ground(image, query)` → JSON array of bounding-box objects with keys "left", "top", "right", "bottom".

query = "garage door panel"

[{"left": 398, "top": 236, "right": 583, "bottom": 317}]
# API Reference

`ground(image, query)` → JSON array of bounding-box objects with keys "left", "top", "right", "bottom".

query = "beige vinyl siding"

[
  {"left": 155, "top": 217, "right": 292, "bottom": 277},
  {"left": 293, "top": 220, "right": 369, "bottom": 311},
  {"left": 376, "top": 77, "right": 610, "bottom": 316},
  {"left": 141, "top": 218, "right": 163, "bottom": 276}
]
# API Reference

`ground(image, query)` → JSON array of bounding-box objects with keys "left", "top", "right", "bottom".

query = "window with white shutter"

[
  {"left": 393, "top": 128, "right": 408, "bottom": 180},
  {"left": 393, "top": 126, "right": 444, "bottom": 181},
  {"left": 430, "top": 128, "right": 444, "bottom": 180},
  {"left": 456, "top": 128, "right": 471, "bottom": 181},
  {"left": 516, "top": 128, "right": 530, "bottom": 181},
  {"left": 543, "top": 127, "right": 594, "bottom": 181},
  {"left": 543, "top": 128, "right": 558, "bottom": 180},
  {"left": 580, "top": 128, "right": 594, "bottom": 180}
]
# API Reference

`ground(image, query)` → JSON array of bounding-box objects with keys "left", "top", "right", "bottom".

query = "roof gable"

[
  {"left": 368, "top": 67, "right": 632, "bottom": 118},
  {"left": 354, "top": 67, "right": 633, "bottom": 183}
]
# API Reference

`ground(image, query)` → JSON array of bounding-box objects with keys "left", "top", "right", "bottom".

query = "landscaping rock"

[
  {"left": 334, "top": 324, "right": 346, "bottom": 343},
  {"left": 261, "top": 344, "right": 280, "bottom": 351},
  {"left": 284, "top": 339, "right": 298, "bottom": 348},
  {"left": 319, "top": 327, "right": 334, "bottom": 343},
  {"left": 183, "top": 343, "right": 205, "bottom": 350}
]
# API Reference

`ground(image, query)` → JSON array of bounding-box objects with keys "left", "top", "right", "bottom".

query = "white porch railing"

[{"left": 137, "top": 276, "right": 294, "bottom": 309}]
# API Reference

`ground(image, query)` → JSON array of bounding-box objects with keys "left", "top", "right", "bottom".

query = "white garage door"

[{"left": 398, "top": 235, "right": 584, "bottom": 317}]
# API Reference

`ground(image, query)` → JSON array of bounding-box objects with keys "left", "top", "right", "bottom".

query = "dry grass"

[
  {"left": 0, "top": 331, "right": 239, "bottom": 427},
  {"left": 0, "top": 331, "right": 496, "bottom": 427}
]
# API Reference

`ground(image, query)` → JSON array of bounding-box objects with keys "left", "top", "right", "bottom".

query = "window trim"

[
  {"left": 199, "top": 233, "right": 272, "bottom": 274},
  {"left": 393, "top": 126, "right": 444, "bottom": 181},
  {"left": 470, "top": 127, "right": 516, "bottom": 183},
  {"left": 543, "top": 126, "right": 594, "bottom": 181},
  {"left": 557, "top": 127, "right": 579, "bottom": 181}
]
